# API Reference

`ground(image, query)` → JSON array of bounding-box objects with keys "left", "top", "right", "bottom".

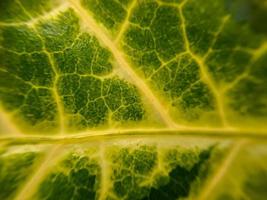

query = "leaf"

[{"left": 0, "top": 0, "right": 267, "bottom": 199}]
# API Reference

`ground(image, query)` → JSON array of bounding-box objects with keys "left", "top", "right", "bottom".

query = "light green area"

[{"left": 0, "top": 147, "right": 43, "bottom": 200}]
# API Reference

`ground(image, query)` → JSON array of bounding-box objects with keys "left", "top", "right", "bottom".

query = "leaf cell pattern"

[{"left": 0, "top": 0, "right": 267, "bottom": 200}]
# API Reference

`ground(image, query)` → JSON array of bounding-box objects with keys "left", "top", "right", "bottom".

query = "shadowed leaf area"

[{"left": 142, "top": 149, "right": 211, "bottom": 200}]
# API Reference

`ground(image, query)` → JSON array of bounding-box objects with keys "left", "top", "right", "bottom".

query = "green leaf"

[{"left": 0, "top": 0, "right": 267, "bottom": 199}]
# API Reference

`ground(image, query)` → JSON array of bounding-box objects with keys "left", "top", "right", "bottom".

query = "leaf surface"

[{"left": 0, "top": 0, "right": 267, "bottom": 199}]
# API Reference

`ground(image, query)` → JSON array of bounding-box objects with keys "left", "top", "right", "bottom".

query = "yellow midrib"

[{"left": 1, "top": 127, "right": 267, "bottom": 144}]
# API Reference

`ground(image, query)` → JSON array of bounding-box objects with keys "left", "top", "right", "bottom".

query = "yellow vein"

[
  {"left": 68, "top": 0, "right": 177, "bottom": 128},
  {"left": 44, "top": 51, "right": 66, "bottom": 134},
  {"left": 222, "top": 72, "right": 248, "bottom": 93},
  {"left": 190, "top": 54, "right": 228, "bottom": 126},
  {"left": 178, "top": 2, "right": 228, "bottom": 127},
  {"left": 2, "top": 127, "right": 267, "bottom": 143},
  {"left": 203, "top": 15, "right": 230, "bottom": 60},
  {"left": 14, "top": 145, "right": 63, "bottom": 200},
  {"left": 197, "top": 140, "right": 246, "bottom": 200},
  {"left": 222, "top": 41, "right": 267, "bottom": 92},
  {"left": 115, "top": 0, "right": 138, "bottom": 43},
  {"left": 252, "top": 41, "right": 267, "bottom": 60}
]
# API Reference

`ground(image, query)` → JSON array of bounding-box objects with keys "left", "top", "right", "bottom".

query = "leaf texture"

[{"left": 0, "top": 0, "right": 267, "bottom": 199}]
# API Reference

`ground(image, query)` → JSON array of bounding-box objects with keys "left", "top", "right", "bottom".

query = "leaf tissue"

[{"left": 0, "top": 0, "right": 267, "bottom": 199}]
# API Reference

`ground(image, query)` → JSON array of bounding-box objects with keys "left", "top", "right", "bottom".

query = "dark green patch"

[
  {"left": 108, "top": 145, "right": 213, "bottom": 200},
  {"left": 183, "top": 0, "right": 227, "bottom": 55},
  {"left": 1, "top": 25, "right": 42, "bottom": 53},
  {"left": 227, "top": 53, "right": 267, "bottom": 117},
  {"left": 173, "top": 81, "right": 215, "bottom": 120},
  {"left": 54, "top": 33, "right": 113, "bottom": 75},
  {"left": 0, "top": 0, "right": 30, "bottom": 22},
  {"left": 36, "top": 9, "right": 80, "bottom": 52},
  {"left": 82, "top": 0, "right": 127, "bottom": 32},
  {"left": 113, "top": 103, "right": 144, "bottom": 121},
  {"left": 124, "top": 25, "right": 155, "bottom": 51},
  {"left": 22, "top": 52, "right": 55, "bottom": 87},
  {"left": 37, "top": 152, "right": 99, "bottom": 200},
  {"left": 60, "top": 75, "right": 110, "bottom": 128},
  {"left": 103, "top": 78, "right": 144, "bottom": 122},
  {"left": 19, "top": 88, "right": 58, "bottom": 128},
  {"left": 110, "top": 146, "right": 157, "bottom": 199},
  {"left": 0, "top": 50, "right": 54, "bottom": 87},
  {"left": 142, "top": 149, "right": 212, "bottom": 200},
  {"left": 38, "top": 172, "right": 75, "bottom": 200},
  {"left": 206, "top": 50, "right": 251, "bottom": 84},
  {"left": 0, "top": 70, "right": 31, "bottom": 111},
  {"left": 130, "top": 1, "right": 158, "bottom": 28},
  {"left": 0, "top": 51, "right": 59, "bottom": 131},
  {"left": 132, "top": 147, "right": 157, "bottom": 174},
  {"left": 163, "top": 55, "right": 200, "bottom": 98},
  {"left": 80, "top": 98, "right": 108, "bottom": 126},
  {"left": 150, "top": 6, "right": 184, "bottom": 61},
  {"left": 140, "top": 51, "right": 162, "bottom": 78},
  {"left": 70, "top": 168, "right": 96, "bottom": 188},
  {"left": 58, "top": 74, "right": 80, "bottom": 96},
  {"left": 213, "top": 19, "right": 263, "bottom": 50},
  {"left": 80, "top": 76, "right": 102, "bottom": 101},
  {"left": 103, "top": 78, "right": 123, "bottom": 111}
]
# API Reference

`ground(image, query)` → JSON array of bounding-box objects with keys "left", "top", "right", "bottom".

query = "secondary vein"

[
  {"left": 115, "top": 0, "right": 138, "bottom": 43},
  {"left": 1, "top": 127, "right": 267, "bottom": 144}
]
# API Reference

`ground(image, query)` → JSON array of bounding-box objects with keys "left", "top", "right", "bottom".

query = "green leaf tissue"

[{"left": 0, "top": 0, "right": 267, "bottom": 199}]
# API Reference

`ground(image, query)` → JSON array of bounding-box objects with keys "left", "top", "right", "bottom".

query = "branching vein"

[
  {"left": 179, "top": 1, "right": 229, "bottom": 127},
  {"left": 115, "top": 0, "right": 138, "bottom": 43},
  {"left": 16, "top": 0, "right": 66, "bottom": 134},
  {"left": 68, "top": 0, "right": 178, "bottom": 128}
]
